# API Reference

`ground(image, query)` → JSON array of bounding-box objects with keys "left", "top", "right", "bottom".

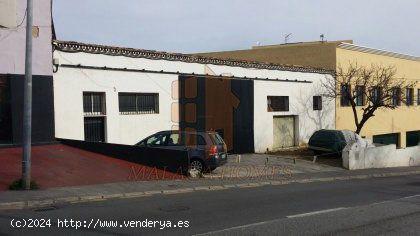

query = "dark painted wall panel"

[
  {"left": 231, "top": 80, "right": 254, "bottom": 153},
  {"left": 0, "top": 75, "right": 12, "bottom": 143},
  {"left": 10, "top": 74, "right": 55, "bottom": 144}
]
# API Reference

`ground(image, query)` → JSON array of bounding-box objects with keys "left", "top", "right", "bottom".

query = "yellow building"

[{"left": 198, "top": 40, "right": 420, "bottom": 147}]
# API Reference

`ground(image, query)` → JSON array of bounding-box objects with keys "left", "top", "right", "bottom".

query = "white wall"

[
  {"left": 343, "top": 143, "right": 420, "bottom": 170},
  {"left": 54, "top": 66, "right": 178, "bottom": 145},
  {"left": 54, "top": 50, "right": 335, "bottom": 149},
  {"left": 0, "top": 0, "right": 52, "bottom": 75},
  {"left": 253, "top": 76, "right": 335, "bottom": 153}
]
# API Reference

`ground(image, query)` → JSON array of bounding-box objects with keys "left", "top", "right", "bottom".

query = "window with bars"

[
  {"left": 355, "top": 85, "right": 365, "bottom": 106},
  {"left": 267, "top": 96, "right": 289, "bottom": 112},
  {"left": 406, "top": 88, "right": 414, "bottom": 106},
  {"left": 119, "top": 93, "right": 159, "bottom": 114},
  {"left": 340, "top": 84, "right": 351, "bottom": 107},
  {"left": 371, "top": 87, "right": 382, "bottom": 105},
  {"left": 83, "top": 92, "right": 106, "bottom": 116},
  {"left": 313, "top": 96, "right": 322, "bottom": 110},
  {"left": 392, "top": 88, "right": 401, "bottom": 107},
  {"left": 418, "top": 89, "right": 420, "bottom": 105}
]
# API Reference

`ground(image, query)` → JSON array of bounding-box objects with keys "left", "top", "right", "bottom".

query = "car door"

[{"left": 144, "top": 132, "right": 189, "bottom": 171}]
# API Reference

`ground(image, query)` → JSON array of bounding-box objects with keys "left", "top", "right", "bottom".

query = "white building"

[
  {"left": 53, "top": 40, "right": 335, "bottom": 153},
  {"left": 0, "top": 0, "right": 54, "bottom": 145}
]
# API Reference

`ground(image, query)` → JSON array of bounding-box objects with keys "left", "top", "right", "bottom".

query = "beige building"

[{"left": 198, "top": 40, "right": 420, "bottom": 147}]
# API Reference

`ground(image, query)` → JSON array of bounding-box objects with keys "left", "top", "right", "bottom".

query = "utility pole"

[{"left": 22, "top": 0, "right": 33, "bottom": 190}]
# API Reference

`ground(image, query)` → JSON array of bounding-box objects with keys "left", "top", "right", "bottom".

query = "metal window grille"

[
  {"left": 355, "top": 86, "right": 365, "bottom": 106},
  {"left": 418, "top": 89, "right": 420, "bottom": 105},
  {"left": 83, "top": 92, "right": 106, "bottom": 116},
  {"left": 392, "top": 88, "right": 401, "bottom": 106},
  {"left": 406, "top": 88, "right": 414, "bottom": 106},
  {"left": 267, "top": 96, "right": 289, "bottom": 112},
  {"left": 340, "top": 84, "right": 351, "bottom": 106},
  {"left": 119, "top": 93, "right": 159, "bottom": 114},
  {"left": 371, "top": 87, "right": 381, "bottom": 105},
  {"left": 313, "top": 96, "right": 322, "bottom": 110}
]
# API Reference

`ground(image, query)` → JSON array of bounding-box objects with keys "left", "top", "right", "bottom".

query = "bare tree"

[{"left": 322, "top": 63, "right": 417, "bottom": 134}]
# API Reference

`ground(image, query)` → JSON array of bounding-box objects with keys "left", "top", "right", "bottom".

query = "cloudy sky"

[{"left": 53, "top": 0, "right": 420, "bottom": 55}]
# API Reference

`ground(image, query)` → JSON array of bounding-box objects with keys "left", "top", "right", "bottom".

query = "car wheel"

[{"left": 189, "top": 159, "right": 205, "bottom": 173}]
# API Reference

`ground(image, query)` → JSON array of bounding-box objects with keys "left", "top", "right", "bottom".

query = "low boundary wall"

[
  {"left": 343, "top": 143, "right": 420, "bottom": 170},
  {"left": 59, "top": 139, "right": 189, "bottom": 174}
]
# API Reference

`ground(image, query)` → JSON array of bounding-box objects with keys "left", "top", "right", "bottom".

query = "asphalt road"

[{"left": 0, "top": 174, "right": 419, "bottom": 235}]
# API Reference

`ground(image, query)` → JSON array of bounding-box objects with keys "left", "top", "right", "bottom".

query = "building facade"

[
  {"left": 199, "top": 41, "right": 420, "bottom": 147},
  {"left": 53, "top": 41, "right": 335, "bottom": 153},
  {"left": 0, "top": 0, "right": 55, "bottom": 145}
]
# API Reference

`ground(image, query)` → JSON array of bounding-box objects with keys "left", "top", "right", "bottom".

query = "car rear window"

[
  {"left": 210, "top": 133, "right": 225, "bottom": 145},
  {"left": 185, "top": 133, "right": 207, "bottom": 146}
]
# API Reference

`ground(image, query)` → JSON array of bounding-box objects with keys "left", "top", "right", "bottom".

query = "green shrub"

[{"left": 9, "top": 179, "right": 39, "bottom": 190}]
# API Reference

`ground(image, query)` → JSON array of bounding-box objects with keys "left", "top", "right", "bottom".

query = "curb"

[{"left": 1, "top": 170, "right": 419, "bottom": 211}]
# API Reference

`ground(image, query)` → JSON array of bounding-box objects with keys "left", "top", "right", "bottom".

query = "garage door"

[
  {"left": 406, "top": 131, "right": 420, "bottom": 147},
  {"left": 373, "top": 133, "right": 399, "bottom": 147},
  {"left": 273, "top": 116, "right": 295, "bottom": 149}
]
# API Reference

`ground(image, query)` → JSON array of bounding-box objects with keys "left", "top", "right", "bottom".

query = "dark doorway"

[
  {"left": 84, "top": 117, "right": 105, "bottom": 142},
  {"left": 0, "top": 76, "right": 12, "bottom": 144}
]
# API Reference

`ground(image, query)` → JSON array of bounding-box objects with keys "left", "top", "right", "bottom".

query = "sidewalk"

[
  {"left": 1, "top": 166, "right": 419, "bottom": 210},
  {"left": 208, "top": 153, "right": 343, "bottom": 178}
]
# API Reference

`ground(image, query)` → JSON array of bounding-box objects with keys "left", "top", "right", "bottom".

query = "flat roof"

[{"left": 337, "top": 43, "right": 420, "bottom": 62}]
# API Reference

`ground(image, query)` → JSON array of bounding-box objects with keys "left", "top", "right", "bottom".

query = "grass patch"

[{"left": 9, "top": 179, "right": 40, "bottom": 190}]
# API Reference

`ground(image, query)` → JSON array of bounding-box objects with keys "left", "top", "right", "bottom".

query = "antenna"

[
  {"left": 320, "top": 34, "right": 325, "bottom": 42},
  {"left": 284, "top": 33, "right": 292, "bottom": 44}
]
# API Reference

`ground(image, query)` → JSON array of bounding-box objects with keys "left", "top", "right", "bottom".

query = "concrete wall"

[
  {"left": 0, "top": 0, "right": 52, "bottom": 76},
  {"left": 53, "top": 50, "right": 335, "bottom": 150},
  {"left": 336, "top": 48, "right": 420, "bottom": 147},
  {"left": 343, "top": 143, "right": 420, "bottom": 170}
]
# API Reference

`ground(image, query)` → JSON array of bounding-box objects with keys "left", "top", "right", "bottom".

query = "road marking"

[
  {"left": 400, "top": 194, "right": 420, "bottom": 200},
  {"left": 194, "top": 207, "right": 348, "bottom": 235},
  {"left": 370, "top": 194, "right": 420, "bottom": 205},
  {"left": 286, "top": 207, "right": 347, "bottom": 218},
  {"left": 193, "top": 194, "right": 420, "bottom": 235}
]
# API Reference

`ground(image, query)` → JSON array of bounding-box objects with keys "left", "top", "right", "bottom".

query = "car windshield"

[{"left": 146, "top": 134, "right": 167, "bottom": 146}]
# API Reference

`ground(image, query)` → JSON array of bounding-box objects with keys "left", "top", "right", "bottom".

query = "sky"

[{"left": 53, "top": 0, "right": 420, "bottom": 55}]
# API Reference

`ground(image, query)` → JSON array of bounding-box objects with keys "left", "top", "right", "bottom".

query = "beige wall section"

[
  {"left": 198, "top": 40, "right": 420, "bottom": 148},
  {"left": 198, "top": 42, "right": 340, "bottom": 71},
  {"left": 336, "top": 48, "right": 420, "bottom": 147}
]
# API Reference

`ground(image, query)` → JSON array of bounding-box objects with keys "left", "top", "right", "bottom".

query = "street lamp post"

[{"left": 22, "top": 0, "right": 33, "bottom": 190}]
